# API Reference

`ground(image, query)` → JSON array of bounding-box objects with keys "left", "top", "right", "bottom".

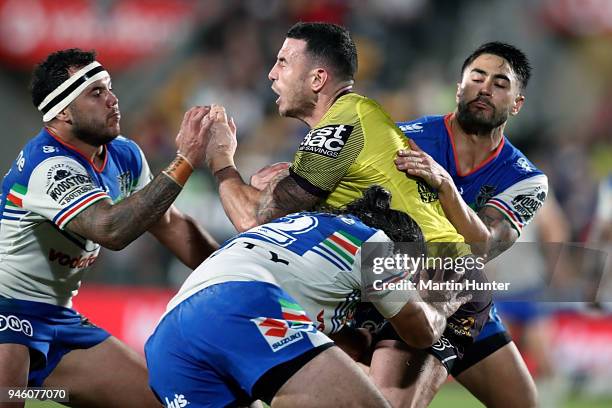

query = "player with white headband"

[{"left": 0, "top": 48, "right": 218, "bottom": 407}]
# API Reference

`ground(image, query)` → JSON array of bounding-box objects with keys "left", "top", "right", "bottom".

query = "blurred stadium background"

[{"left": 0, "top": 0, "right": 609, "bottom": 406}]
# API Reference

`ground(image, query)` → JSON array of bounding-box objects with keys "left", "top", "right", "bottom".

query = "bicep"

[
  {"left": 64, "top": 198, "right": 115, "bottom": 242},
  {"left": 256, "top": 172, "right": 321, "bottom": 223}
]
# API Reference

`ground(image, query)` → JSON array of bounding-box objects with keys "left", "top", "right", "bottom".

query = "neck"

[
  {"left": 46, "top": 124, "right": 105, "bottom": 165},
  {"left": 302, "top": 81, "right": 353, "bottom": 128},
  {"left": 449, "top": 112, "right": 505, "bottom": 174}
]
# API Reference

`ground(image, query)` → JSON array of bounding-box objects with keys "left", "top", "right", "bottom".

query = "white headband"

[{"left": 38, "top": 61, "right": 110, "bottom": 122}]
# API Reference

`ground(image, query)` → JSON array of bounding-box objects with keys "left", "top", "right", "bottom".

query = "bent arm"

[
  {"left": 437, "top": 180, "right": 492, "bottom": 253},
  {"left": 215, "top": 167, "right": 320, "bottom": 232},
  {"left": 148, "top": 205, "right": 219, "bottom": 269},
  {"left": 387, "top": 301, "right": 447, "bottom": 349},
  {"left": 66, "top": 172, "right": 185, "bottom": 250}
]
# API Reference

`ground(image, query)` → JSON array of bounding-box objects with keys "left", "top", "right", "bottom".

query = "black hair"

[
  {"left": 30, "top": 48, "right": 97, "bottom": 108},
  {"left": 286, "top": 22, "right": 357, "bottom": 81},
  {"left": 461, "top": 42, "right": 531, "bottom": 91},
  {"left": 326, "top": 185, "right": 425, "bottom": 245}
]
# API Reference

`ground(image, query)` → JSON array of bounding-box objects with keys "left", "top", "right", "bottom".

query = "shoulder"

[
  {"left": 107, "top": 135, "right": 148, "bottom": 172},
  {"left": 497, "top": 139, "right": 546, "bottom": 183},
  {"left": 107, "top": 135, "right": 145, "bottom": 158},
  {"left": 396, "top": 115, "right": 447, "bottom": 136},
  {"left": 9, "top": 131, "right": 88, "bottom": 182},
  {"left": 301, "top": 211, "right": 382, "bottom": 242}
]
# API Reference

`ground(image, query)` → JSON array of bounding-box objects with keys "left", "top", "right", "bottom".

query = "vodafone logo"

[{"left": 0, "top": 314, "right": 33, "bottom": 337}]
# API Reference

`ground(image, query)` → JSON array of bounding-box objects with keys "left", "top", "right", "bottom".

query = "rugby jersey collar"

[
  {"left": 443, "top": 113, "right": 505, "bottom": 178},
  {"left": 44, "top": 127, "right": 108, "bottom": 173}
]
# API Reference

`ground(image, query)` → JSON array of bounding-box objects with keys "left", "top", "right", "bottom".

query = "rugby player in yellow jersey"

[{"left": 201, "top": 21, "right": 491, "bottom": 402}]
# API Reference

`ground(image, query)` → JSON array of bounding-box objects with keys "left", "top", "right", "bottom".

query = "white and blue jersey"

[
  {"left": 398, "top": 114, "right": 547, "bottom": 234},
  {"left": 167, "top": 212, "right": 410, "bottom": 334},
  {"left": 146, "top": 212, "right": 413, "bottom": 407},
  {"left": 0, "top": 127, "right": 152, "bottom": 307}
]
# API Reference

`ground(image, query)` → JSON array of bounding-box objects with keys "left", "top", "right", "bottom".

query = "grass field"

[{"left": 23, "top": 383, "right": 612, "bottom": 407}]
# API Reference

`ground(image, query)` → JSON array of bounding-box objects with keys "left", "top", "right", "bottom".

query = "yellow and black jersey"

[{"left": 289, "top": 93, "right": 466, "bottom": 247}]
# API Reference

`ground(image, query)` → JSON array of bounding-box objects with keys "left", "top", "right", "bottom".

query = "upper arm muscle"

[{"left": 256, "top": 172, "right": 321, "bottom": 224}]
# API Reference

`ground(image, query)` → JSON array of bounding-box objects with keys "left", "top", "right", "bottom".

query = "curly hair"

[
  {"left": 324, "top": 185, "right": 425, "bottom": 246},
  {"left": 30, "top": 48, "right": 97, "bottom": 109}
]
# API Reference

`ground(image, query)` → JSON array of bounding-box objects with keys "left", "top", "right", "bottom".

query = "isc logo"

[{"left": 299, "top": 124, "right": 353, "bottom": 158}]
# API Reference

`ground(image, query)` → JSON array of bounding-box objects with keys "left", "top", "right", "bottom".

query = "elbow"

[
  {"left": 99, "top": 235, "right": 130, "bottom": 251},
  {"left": 395, "top": 307, "right": 444, "bottom": 349},
  {"left": 235, "top": 218, "right": 258, "bottom": 233},
  {"left": 469, "top": 230, "right": 492, "bottom": 256},
  {"left": 96, "top": 223, "right": 133, "bottom": 251}
]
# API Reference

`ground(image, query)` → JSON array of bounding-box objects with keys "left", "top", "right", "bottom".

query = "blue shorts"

[
  {"left": 145, "top": 281, "right": 334, "bottom": 408},
  {"left": 0, "top": 297, "right": 110, "bottom": 386},
  {"left": 474, "top": 303, "right": 507, "bottom": 340},
  {"left": 494, "top": 300, "right": 550, "bottom": 325}
]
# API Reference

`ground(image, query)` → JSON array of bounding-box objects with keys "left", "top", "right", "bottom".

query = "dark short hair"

[
  {"left": 461, "top": 42, "right": 531, "bottom": 91},
  {"left": 286, "top": 22, "right": 357, "bottom": 81},
  {"left": 30, "top": 48, "right": 97, "bottom": 108},
  {"left": 327, "top": 185, "right": 425, "bottom": 246}
]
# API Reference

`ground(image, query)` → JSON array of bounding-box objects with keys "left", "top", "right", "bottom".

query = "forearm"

[
  {"left": 102, "top": 174, "right": 183, "bottom": 249},
  {"left": 438, "top": 181, "right": 491, "bottom": 253},
  {"left": 215, "top": 167, "right": 262, "bottom": 232},
  {"left": 390, "top": 302, "right": 446, "bottom": 349},
  {"left": 150, "top": 208, "right": 219, "bottom": 269}
]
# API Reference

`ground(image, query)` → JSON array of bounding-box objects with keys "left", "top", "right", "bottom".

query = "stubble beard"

[
  {"left": 70, "top": 110, "right": 119, "bottom": 147},
  {"left": 456, "top": 97, "right": 509, "bottom": 136}
]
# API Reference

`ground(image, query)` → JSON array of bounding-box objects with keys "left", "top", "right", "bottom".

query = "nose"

[
  {"left": 107, "top": 90, "right": 119, "bottom": 107},
  {"left": 478, "top": 80, "right": 493, "bottom": 97},
  {"left": 268, "top": 64, "right": 277, "bottom": 82}
]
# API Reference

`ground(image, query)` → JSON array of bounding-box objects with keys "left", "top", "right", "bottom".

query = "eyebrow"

[{"left": 471, "top": 68, "right": 510, "bottom": 83}]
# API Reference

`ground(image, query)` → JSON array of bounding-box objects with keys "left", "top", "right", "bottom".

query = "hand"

[
  {"left": 203, "top": 104, "right": 238, "bottom": 174},
  {"left": 175, "top": 106, "right": 212, "bottom": 167},
  {"left": 395, "top": 139, "right": 452, "bottom": 190},
  {"left": 415, "top": 266, "right": 471, "bottom": 317},
  {"left": 250, "top": 162, "right": 291, "bottom": 191}
]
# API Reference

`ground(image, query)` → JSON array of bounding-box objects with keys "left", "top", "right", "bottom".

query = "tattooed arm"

[
  {"left": 66, "top": 173, "right": 183, "bottom": 250},
  {"left": 66, "top": 106, "right": 212, "bottom": 251},
  {"left": 215, "top": 166, "right": 320, "bottom": 232},
  {"left": 477, "top": 206, "right": 519, "bottom": 261}
]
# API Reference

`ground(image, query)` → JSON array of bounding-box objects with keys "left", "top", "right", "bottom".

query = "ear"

[
  {"left": 55, "top": 108, "right": 72, "bottom": 125},
  {"left": 455, "top": 82, "right": 461, "bottom": 104},
  {"left": 510, "top": 94, "right": 525, "bottom": 116},
  {"left": 311, "top": 68, "right": 328, "bottom": 93}
]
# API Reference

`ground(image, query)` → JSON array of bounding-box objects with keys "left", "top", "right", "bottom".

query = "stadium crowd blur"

[{"left": 0, "top": 0, "right": 610, "bottom": 403}]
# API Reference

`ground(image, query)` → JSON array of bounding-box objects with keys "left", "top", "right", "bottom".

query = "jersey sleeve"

[
  {"left": 289, "top": 103, "right": 364, "bottom": 197},
  {"left": 484, "top": 174, "right": 548, "bottom": 235},
  {"left": 18, "top": 156, "right": 110, "bottom": 229},
  {"left": 131, "top": 143, "right": 153, "bottom": 193},
  {"left": 357, "top": 230, "right": 418, "bottom": 319}
]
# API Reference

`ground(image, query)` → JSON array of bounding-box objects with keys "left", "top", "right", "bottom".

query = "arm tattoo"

[
  {"left": 255, "top": 171, "right": 320, "bottom": 224},
  {"left": 478, "top": 207, "right": 519, "bottom": 261},
  {"left": 68, "top": 174, "right": 182, "bottom": 249}
]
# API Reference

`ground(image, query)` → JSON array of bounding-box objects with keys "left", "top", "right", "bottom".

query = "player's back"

[
  {"left": 167, "top": 212, "right": 387, "bottom": 334},
  {"left": 292, "top": 93, "right": 464, "bottom": 245}
]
